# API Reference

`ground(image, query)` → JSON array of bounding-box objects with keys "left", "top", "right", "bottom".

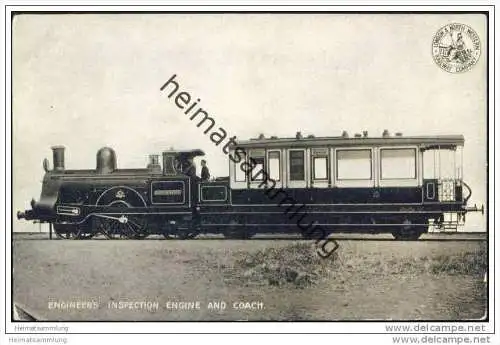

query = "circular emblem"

[
  {"left": 432, "top": 23, "right": 481, "bottom": 73},
  {"left": 115, "top": 190, "right": 125, "bottom": 199}
]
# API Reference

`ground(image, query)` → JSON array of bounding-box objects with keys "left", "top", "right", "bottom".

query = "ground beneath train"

[{"left": 12, "top": 232, "right": 487, "bottom": 321}]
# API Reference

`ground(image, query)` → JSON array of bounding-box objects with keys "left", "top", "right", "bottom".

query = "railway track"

[{"left": 13, "top": 232, "right": 487, "bottom": 242}]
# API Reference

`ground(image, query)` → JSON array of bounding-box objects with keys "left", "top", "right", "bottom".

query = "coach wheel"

[
  {"left": 392, "top": 228, "right": 423, "bottom": 241},
  {"left": 223, "top": 220, "right": 240, "bottom": 239},
  {"left": 392, "top": 218, "right": 424, "bottom": 241},
  {"left": 223, "top": 220, "right": 254, "bottom": 239},
  {"left": 223, "top": 228, "right": 253, "bottom": 239}
]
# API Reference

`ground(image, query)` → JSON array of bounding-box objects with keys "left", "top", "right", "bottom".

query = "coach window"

[
  {"left": 380, "top": 148, "right": 416, "bottom": 179},
  {"left": 336, "top": 149, "right": 372, "bottom": 180},
  {"left": 249, "top": 150, "right": 266, "bottom": 181},
  {"left": 312, "top": 148, "right": 329, "bottom": 180},
  {"left": 268, "top": 151, "right": 281, "bottom": 181},
  {"left": 289, "top": 150, "right": 305, "bottom": 181},
  {"left": 234, "top": 161, "right": 246, "bottom": 182}
]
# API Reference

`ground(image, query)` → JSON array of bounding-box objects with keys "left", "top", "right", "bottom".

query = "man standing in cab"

[{"left": 201, "top": 159, "right": 210, "bottom": 181}]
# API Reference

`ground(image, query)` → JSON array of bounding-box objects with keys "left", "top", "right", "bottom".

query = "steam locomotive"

[{"left": 17, "top": 131, "right": 484, "bottom": 240}]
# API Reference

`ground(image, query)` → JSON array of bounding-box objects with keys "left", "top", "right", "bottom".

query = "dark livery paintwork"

[{"left": 17, "top": 133, "right": 484, "bottom": 240}]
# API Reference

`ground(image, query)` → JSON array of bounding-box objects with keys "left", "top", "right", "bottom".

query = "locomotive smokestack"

[{"left": 51, "top": 146, "right": 65, "bottom": 172}]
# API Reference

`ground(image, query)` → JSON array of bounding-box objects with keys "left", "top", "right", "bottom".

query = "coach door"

[
  {"left": 310, "top": 148, "right": 330, "bottom": 188},
  {"left": 287, "top": 149, "right": 307, "bottom": 188},
  {"left": 266, "top": 149, "right": 283, "bottom": 189}
]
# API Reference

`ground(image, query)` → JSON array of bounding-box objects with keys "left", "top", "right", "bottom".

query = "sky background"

[{"left": 12, "top": 13, "right": 488, "bottom": 232}]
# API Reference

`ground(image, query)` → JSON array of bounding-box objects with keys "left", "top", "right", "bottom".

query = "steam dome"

[{"left": 96, "top": 147, "right": 116, "bottom": 174}]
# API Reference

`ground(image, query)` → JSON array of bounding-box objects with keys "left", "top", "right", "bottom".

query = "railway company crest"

[
  {"left": 115, "top": 190, "right": 126, "bottom": 199},
  {"left": 432, "top": 23, "right": 481, "bottom": 73}
]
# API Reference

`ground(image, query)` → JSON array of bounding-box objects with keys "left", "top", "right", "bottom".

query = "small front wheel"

[{"left": 53, "top": 224, "right": 77, "bottom": 239}]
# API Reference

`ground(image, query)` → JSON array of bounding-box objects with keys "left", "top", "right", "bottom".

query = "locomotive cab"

[{"left": 161, "top": 149, "right": 205, "bottom": 177}]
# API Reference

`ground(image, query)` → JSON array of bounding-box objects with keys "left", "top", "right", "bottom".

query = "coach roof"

[{"left": 234, "top": 134, "right": 465, "bottom": 150}]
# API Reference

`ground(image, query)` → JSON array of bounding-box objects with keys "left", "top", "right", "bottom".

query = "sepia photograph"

[{"left": 3, "top": 3, "right": 496, "bottom": 342}]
